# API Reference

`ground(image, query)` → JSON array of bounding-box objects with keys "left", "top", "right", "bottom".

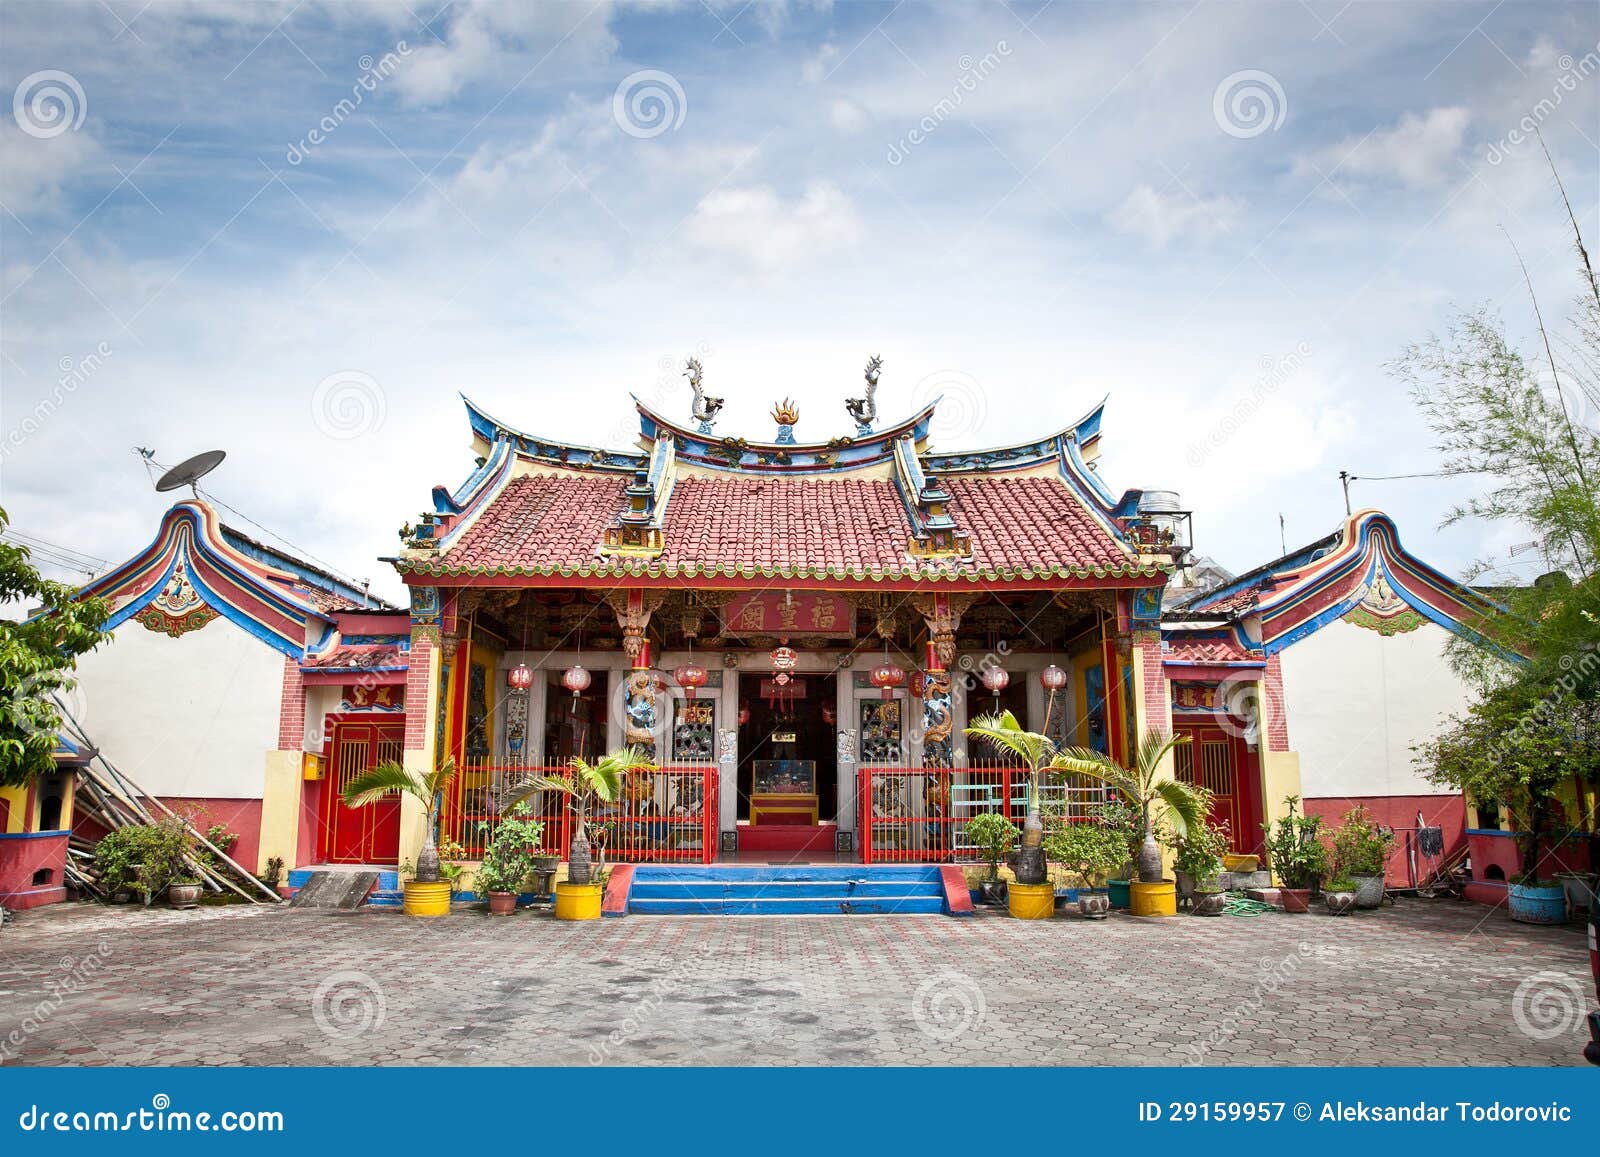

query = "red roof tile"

[
  {"left": 434, "top": 472, "right": 1142, "bottom": 580},
  {"left": 1163, "top": 634, "right": 1260, "bottom": 664}
]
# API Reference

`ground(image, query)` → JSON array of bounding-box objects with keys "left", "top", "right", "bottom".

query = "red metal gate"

[{"left": 323, "top": 722, "right": 404, "bottom": 864}]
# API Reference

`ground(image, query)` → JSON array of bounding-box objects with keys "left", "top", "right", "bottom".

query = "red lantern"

[
  {"left": 561, "top": 663, "right": 592, "bottom": 698},
  {"left": 674, "top": 662, "right": 708, "bottom": 698},
  {"left": 980, "top": 666, "right": 1009, "bottom": 696},
  {"left": 1040, "top": 664, "right": 1067, "bottom": 691},
  {"left": 869, "top": 661, "right": 906, "bottom": 700},
  {"left": 507, "top": 663, "right": 534, "bottom": 690}
]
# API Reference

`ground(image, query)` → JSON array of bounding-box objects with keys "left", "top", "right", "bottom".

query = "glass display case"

[{"left": 750, "top": 759, "right": 818, "bottom": 825}]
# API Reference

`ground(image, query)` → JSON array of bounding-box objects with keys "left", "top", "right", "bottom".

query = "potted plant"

[
  {"left": 1099, "top": 799, "right": 1142, "bottom": 910},
  {"left": 1056, "top": 729, "right": 1207, "bottom": 918},
  {"left": 341, "top": 757, "right": 459, "bottom": 917},
  {"left": 1262, "top": 795, "right": 1329, "bottom": 912},
  {"left": 964, "top": 812, "right": 1019, "bottom": 906},
  {"left": 1323, "top": 877, "right": 1359, "bottom": 916},
  {"left": 963, "top": 710, "right": 1068, "bottom": 919},
  {"left": 502, "top": 747, "right": 652, "bottom": 920},
  {"left": 1176, "top": 816, "right": 1230, "bottom": 917},
  {"left": 1042, "top": 819, "right": 1125, "bottom": 918},
  {"left": 1329, "top": 805, "right": 1394, "bottom": 909},
  {"left": 94, "top": 817, "right": 198, "bottom": 908},
  {"left": 473, "top": 804, "right": 544, "bottom": 916}
]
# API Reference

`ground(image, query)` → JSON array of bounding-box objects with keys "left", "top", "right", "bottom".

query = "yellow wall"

[
  {"left": 258, "top": 750, "right": 304, "bottom": 873},
  {"left": 1, "top": 785, "right": 26, "bottom": 833},
  {"left": 398, "top": 638, "right": 442, "bottom": 872}
]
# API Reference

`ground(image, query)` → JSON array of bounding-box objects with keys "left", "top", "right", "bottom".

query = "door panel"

[{"left": 324, "top": 723, "right": 404, "bottom": 864}]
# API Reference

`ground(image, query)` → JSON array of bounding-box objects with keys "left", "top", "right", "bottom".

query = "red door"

[
  {"left": 324, "top": 722, "right": 403, "bottom": 864},
  {"left": 1173, "top": 724, "right": 1262, "bottom": 855}
]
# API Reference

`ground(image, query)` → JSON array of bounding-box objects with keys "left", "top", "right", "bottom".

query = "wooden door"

[
  {"left": 1173, "top": 724, "right": 1259, "bottom": 853},
  {"left": 324, "top": 722, "right": 404, "bottom": 864}
]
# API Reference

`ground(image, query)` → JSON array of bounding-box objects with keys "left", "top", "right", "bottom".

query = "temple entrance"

[
  {"left": 735, "top": 672, "right": 837, "bottom": 824},
  {"left": 323, "top": 721, "right": 403, "bottom": 864}
]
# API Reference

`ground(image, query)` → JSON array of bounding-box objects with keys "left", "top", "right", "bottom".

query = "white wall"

[
  {"left": 1278, "top": 617, "right": 1474, "bottom": 798},
  {"left": 72, "top": 617, "right": 284, "bottom": 799}
]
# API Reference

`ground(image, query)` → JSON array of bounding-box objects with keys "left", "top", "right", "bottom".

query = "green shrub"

[
  {"left": 964, "top": 813, "right": 1020, "bottom": 882},
  {"left": 1042, "top": 821, "right": 1126, "bottom": 889}
]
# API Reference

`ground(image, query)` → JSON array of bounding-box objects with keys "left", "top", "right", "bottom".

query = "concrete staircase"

[{"left": 626, "top": 864, "right": 951, "bottom": 915}]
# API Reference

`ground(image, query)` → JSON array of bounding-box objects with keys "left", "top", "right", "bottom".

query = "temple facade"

[{"left": 31, "top": 366, "right": 1533, "bottom": 900}]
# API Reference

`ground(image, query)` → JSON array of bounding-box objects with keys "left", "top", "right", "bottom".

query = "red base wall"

[
  {"left": 73, "top": 797, "right": 264, "bottom": 874},
  {"left": 0, "top": 831, "right": 69, "bottom": 909},
  {"left": 1303, "top": 794, "right": 1466, "bottom": 887}
]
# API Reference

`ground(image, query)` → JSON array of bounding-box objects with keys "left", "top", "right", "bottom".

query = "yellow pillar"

[
  {"left": 398, "top": 633, "right": 444, "bottom": 874},
  {"left": 258, "top": 750, "right": 304, "bottom": 873}
]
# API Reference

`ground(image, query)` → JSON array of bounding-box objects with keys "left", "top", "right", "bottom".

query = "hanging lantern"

[
  {"left": 980, "top": 665, "right": 1010, "bottom": 696},
  {"left": 869, "top": 661, "right": 906, "bottom": 700},
  {"left": 561, "top": 663, "right": 592, "bottom": 698},
  {"left": 770, "top": 644, "right": 798, "bottom": 687},
  {"left": 506, "top": 663, "right": 534, "bottom": 691},
  {"left": 738, "top": 705, "right": 751, "bottom": 727},
  {"left": 1040, "top": 664, "right": 1068, "bottom": 691},
  {"left": 674, "top": 662, "right": 708, "bottom": 698}
]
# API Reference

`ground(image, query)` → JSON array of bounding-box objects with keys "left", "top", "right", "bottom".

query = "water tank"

[{"left": 1138, "top": 489, "right": 1182, "bottom": 514}]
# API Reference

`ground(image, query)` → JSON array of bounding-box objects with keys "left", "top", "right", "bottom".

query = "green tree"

[
  {"left": 500, "top": 746, "right": 654, "bottom": 886},
  {"left": 1, "top": 507, "right": 111, "bottom": 787},
  {"left": 342, "top": 757, "right": 458, "bottom": 882}
]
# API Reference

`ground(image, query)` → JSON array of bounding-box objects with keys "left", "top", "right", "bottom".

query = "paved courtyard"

[{"left": 0, "top": 898, "right": 1592, "bottom": 1066}]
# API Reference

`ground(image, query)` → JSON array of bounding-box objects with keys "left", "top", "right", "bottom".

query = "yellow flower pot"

[
  {"left": 554, "top": 880, "right": 603, "bottom": 921},
  {"left": 402, "top": 880, "right": 452, "bottom": 917},
  {"left": 1007, "top": 881, "right": 1055, "bottom": 920},
  {"left": 1129, "top": 880, "right": 1177, "bottom": 917}
]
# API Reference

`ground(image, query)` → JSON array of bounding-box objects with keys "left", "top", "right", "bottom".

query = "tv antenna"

[{"left": 154, "top": 450, "right": 226, "bottom": 498}]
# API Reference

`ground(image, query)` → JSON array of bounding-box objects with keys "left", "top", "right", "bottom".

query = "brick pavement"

[{"left": 0, "top": 898, "right": 1591, "bottom": 1066}]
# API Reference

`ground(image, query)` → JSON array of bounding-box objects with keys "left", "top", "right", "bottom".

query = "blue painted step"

[{"left": 627, "top": 865, "right": 950, "bottom": 916}]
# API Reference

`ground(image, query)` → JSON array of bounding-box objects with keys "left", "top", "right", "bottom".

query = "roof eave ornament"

[
  {"left": 685, "top": 356, "right": 723, "bottom": 436},
  {"left": 846, "top": 354, "right": 881, "bottom": 436}
]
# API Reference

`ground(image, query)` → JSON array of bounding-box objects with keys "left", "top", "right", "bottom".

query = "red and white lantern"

[
  {"left": 561, "top": 663, "right": 592, "bottom": 698},
  {"left": 1040, "top": 664, "right": 1068, "bottom": 692},
  {"left": 506, "top": 663, "right": 534, "bottom": 691},
  {"left": 980, "top": 665, "right": 1009, "bottom": 696},
  {"left": 674, "top": 662, "right": 708, "bottom": 698}
]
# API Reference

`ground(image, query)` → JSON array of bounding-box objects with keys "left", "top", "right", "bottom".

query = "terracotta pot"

[
  {"left": 1279, "top": 887, "right": 1312, "bottom": 913},
  {"left": 167, "top": 883, "right": 202, "bottom": 910},
  {"left": 1192, "top": 890, "right": 1227, "bottom": 916},
  {"left": 1324, "top": 890, "right": 1358, "bottom": 916},
  {"left": 1077, "top": 891, "right": 1111, "bottom": 919},
  {"left": 487, "top": 890, "right": 517, "bottom": 915}
]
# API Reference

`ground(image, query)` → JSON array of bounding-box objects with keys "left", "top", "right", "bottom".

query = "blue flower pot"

[{"left": 1507, "top": 882, "right": 1567, "bottom": 925}]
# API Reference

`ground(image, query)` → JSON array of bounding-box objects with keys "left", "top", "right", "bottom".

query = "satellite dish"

[{"left": 155, "top": 450, "right": 226, "bottom": 496}]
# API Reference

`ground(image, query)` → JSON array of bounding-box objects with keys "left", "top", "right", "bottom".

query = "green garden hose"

[{"left": 1223, "top": 893, "right": 1277, "bottom": 917}]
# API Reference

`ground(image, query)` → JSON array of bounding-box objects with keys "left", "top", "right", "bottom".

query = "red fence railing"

[
  {"left": 857, "top": 766, "right": 1107, "bottom": 864},
  {"left": 444, "top": 762, "right": 718, "bottom": 865}
]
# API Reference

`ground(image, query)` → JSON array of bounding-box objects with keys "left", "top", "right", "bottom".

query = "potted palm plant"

[
  {"left": 341, "top": 757, "right": 459, "bottom": 917},
  {"left": 1055, "top": 729, "right": 1206, "bottom": 918},
  {"left": 501, "top": 746, "right": 653, "bottom": 920},
  {"left": 964, "top": 812, "right": 1019, "bottom": 906},
  {"left": 1261, "top": 795, "right": 1329, "bottom": 912},
  {"left": 963, "top": 710, "right": 1063, "bottom": 919}
]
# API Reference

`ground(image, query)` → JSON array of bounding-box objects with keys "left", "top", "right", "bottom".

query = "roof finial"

[
  {"left": 771, "top": 398, "right": 800, "bottom": 444},
  {"left": 684, "top": 356, "right": 722, "bottom": 435},
  {"left": 847, "top": 355, "right": 881, "bottom": 435}
]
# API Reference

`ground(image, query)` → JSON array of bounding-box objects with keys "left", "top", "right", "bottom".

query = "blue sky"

[{"left": 1, "top": 0, "right": 1597, "bottom": 602}]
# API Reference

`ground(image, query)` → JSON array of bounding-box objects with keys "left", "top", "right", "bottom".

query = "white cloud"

[
  {"left": 684, "top": 181, "right": 863, "bottom": 271},
  {"left": 0, "top": 125, "right": 105, "bottom": 216},
  {"left": 1302, "top": 107, "right": 1470, "bottom": 190},
  {"left": 1107, "top": 183, "right": 1240, "bottom": 249},
  {"left": 829, "top": 98, "right": 867, "bottom": 133}
]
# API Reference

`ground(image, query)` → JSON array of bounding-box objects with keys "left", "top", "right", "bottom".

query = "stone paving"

[{"left": 0, "top": 897, "right": 1592, "bottom": 1066}]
